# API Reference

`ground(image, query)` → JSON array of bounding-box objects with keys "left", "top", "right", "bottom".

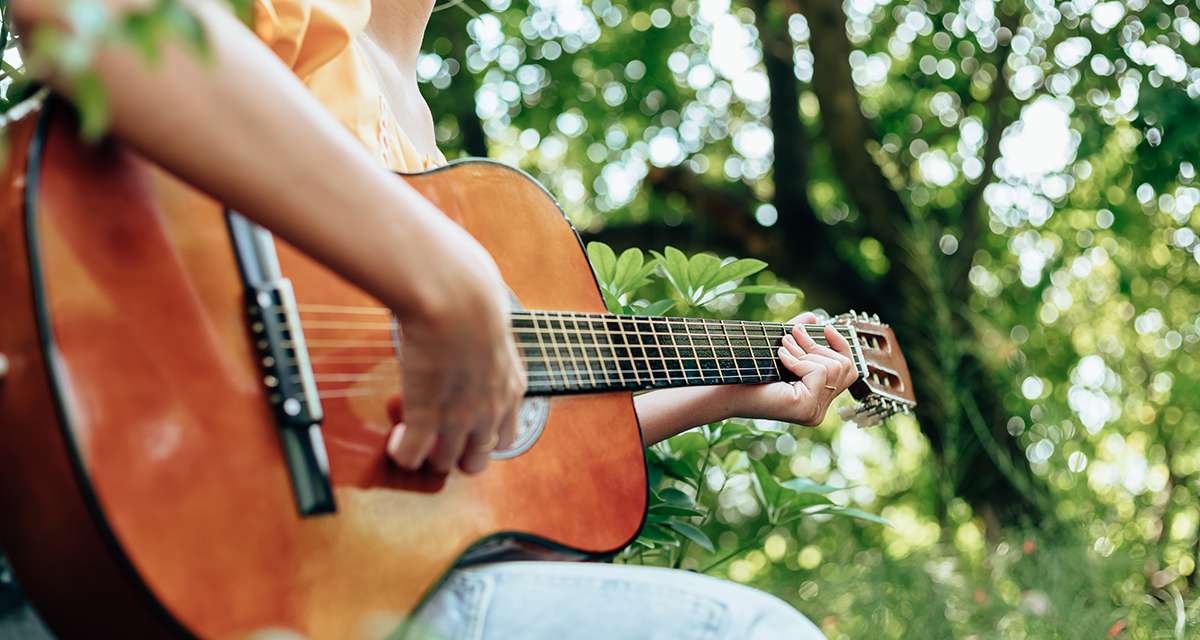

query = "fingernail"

[
  {"left": 386, "top": 424, "right": 406, "bottom": 455},
  {"left": 778, "top": 347, "right": 793, "bottom": 362}
]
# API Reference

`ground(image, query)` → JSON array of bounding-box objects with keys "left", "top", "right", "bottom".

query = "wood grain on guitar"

[{"left": 0, "top": 100, "right": 915, "bottom": 639}]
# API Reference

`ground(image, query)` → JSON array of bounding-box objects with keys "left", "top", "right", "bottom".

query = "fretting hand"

[
  {"left": 633, "top": 311, "right": 860, "bottom": 443},
  {"left": 730, "top": 311, "right": 860, "bottom": 426}
]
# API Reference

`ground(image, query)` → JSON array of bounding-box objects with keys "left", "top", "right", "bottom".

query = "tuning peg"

[
  {"left": 838, "top": 403, "right": 862, "bottom": 422},
  {"left": 871, "top": 313, "right": 880, "bottom": 323}
]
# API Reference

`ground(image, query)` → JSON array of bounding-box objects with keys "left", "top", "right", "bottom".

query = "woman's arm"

[
  {"left": 634, "top": 312, "right": 860, "bottom": 444},
  {"left": 8, "top": 0, "right": 524, "bottom": 474}
]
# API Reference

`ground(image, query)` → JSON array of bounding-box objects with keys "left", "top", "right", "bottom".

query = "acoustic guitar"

[{"left": 0, "top": 98, "right": 915, "bottom": 638}]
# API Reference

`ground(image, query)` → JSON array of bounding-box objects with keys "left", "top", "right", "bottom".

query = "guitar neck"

[{"left": 512, "top": 310, "right": 866, "bottom": 396}]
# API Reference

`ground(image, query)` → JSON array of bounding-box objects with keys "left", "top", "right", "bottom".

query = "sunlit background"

[
  {"left": 2, "top": 0, "right": 1198, "bottom": 637},
  {"left": 414, "top": 0, "right": 1200, "bottom": 637}
]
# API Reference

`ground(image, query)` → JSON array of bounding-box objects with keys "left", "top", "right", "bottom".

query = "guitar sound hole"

[{"left": 491, "top": 396, "right": 550, "bottom": 459}]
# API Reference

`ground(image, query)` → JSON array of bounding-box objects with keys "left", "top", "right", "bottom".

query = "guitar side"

[{"left": 0, "top": 103, "right": 647, "bottom": 638}]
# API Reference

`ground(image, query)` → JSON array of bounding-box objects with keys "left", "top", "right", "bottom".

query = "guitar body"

[{"left": 0, "top": 104, "right": 646, "bottom": 638}]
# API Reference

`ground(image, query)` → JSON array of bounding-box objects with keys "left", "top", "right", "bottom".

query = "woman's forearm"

[
  {"left": 10, "top": 0, "right": 460, "bottom": 319},
  {"left": 634, "top": 386, "right": 741, "bottom": 445}
]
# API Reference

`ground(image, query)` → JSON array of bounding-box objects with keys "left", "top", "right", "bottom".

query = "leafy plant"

[
  {"left": 586, "top": 240, "right": 887, "bottom": 570},
  {"left": 0, "top": 0, "right": 251, "bottom": 135}
]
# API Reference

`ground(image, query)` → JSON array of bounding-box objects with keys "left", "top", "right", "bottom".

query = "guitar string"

[
  {"left": 304, "top": 363, "right": 788, "bottom": 385},
  {"left": 273, "top": 313, "right": 860, "bottom": 340},
  {"left": 278, "top": 304, "right": 865, "bottom": 331},
  {"left": 256, "top": 305, "right": 872, "bottom": 395},
  {"left": 265, "top": 309, "right": 868, "bottom": 353},
  {"left": 285, "top": 334, "right": 858, "bottom": 381},
  {"left": 286, "top": 302, "right": 881, "bottom": 327}
]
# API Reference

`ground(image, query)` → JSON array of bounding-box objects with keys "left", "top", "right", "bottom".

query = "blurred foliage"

[
  {"left": 417, "top": 0, "right": 1200, "bottom": 636},
  {"left": 4, "top": 0, "right": 1200, "bottom": 636},
  {"left": 0, "top": 0, "right": 251, "bottom": 136}
]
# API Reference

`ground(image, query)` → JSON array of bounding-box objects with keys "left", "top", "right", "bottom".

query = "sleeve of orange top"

[{"left": 253, "top": 0, "right": 370, "bottom": 79}]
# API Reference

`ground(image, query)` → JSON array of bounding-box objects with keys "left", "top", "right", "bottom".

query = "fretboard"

[{"left": 512, "top": 310, "right": 865, "bottom": 395}]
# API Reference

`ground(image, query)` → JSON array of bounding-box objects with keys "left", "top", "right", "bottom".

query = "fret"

[
  {"left": 512, "top": 315, "right": 553, "bottom": 391},
  {"left": 760, "top": 323, "right": 783, "bottom": 381},
  {"left": 511, "top": 312, "right": 870, "bottom": 394},
  {"left": 623, "top": 317, "right": 657, "bottom": 386},
  {"left": 714, "top": 320, "right": 739, "bottom": 381},
  {"left": 665, "top": 318, "right": 697, "bottom": 385},
  {"left": 693, "top": 318, "right": 722, "bottom": 383},
  {"left": 552, "top": 312, "right": 585, "bottom": 386},
  {"left": 738, "top": 321, "right": 765, "bottom": 382},
  {"left": 700, "top": 319, "right": 726, "bottom": 383},
  {"left": 645, "top": 317, "right": 673, "bottom": 386},
  {"left": 724, "top": 321, "right": 758, "bottom": 381},
  {"left": 595, "top": 316, "right": 625, "bottom": 387},
  {"left": 536, "top": 312, "right": 572, "bottom": 389},
  {"left": 584, "top": 316, "right": 614, "bottom": 387},
  {"left": 564, "top": 315, "right": 599, "bottom": 389},
  {"left": 679, "top": 318, "right": 707, "bottom": 384},
  {"left": 607, "top": 316, "right": 644, "bottom": 388}
]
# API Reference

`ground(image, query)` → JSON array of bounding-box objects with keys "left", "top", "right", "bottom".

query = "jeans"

[
  {"left": 407, "top": 562, "right": 825, "bottom": 640},
  {"left": 0, "top": 560, "right": 824, "bottom": 640}
]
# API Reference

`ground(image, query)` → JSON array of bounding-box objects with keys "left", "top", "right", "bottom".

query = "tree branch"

[{"left": 795, "top": 0, "right": 910, "bottom": 241}]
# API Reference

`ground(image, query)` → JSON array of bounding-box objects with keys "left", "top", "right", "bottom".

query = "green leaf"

[
  {"left": 659, "top": 456, "right": 698, "bottom": 482},
  {"left": 708, "top": 420, "right": 756, "bottom": 444},
  {"left": 750, "top": 458, "right": 781, "bottom": 508},
  {"left": 635, "top": 299, "right": 676, "bottom": 316},
  {"left": 668, "top": 431, "right": 708, "bottom": 455},
  {"left": 665, "top": 521, "right": 715, "bottom": 552},
  {"left": 588, "top": 242, "right": 617, "bottom": 285},
  {"left": 711, "top": 258, "right": 767, "bottom": 287},
  {"left": 785, "top": 493, "right": 834, "bottom": 510},
  {"left": 656, "top": 246, "right": 691, "bottom": 294},
  {"left": 649, "top": 503, "right": 706, "bottom": 518},
  {"left": 728, "top": 285, "right": 803, "bottom": 296},
  {"left": 687, "top": 253, "right": 722, "bottom": 291},
  {"left": 780, "top": 478, "right": 843, "bottom": 495},
  {"left": 226, "top": 0, "right": 255, "bottom": 24},
  {"left": 600, "top": 288, "right": 624, "bottom": 314},
  {"left": 824, "top": 507, "right": 892, "bottom": 527},
  {"left": 639, "top": 523, "right": 680, "bottom": 545},
  {"left": 720, "top": 450, "right": 749, "bottom": 474},
  {"left": 74, "top": 72, "right": 109, "bottom": 141},
  {"left": 634, "top": 257, "right": 661, "bottom": 286},
  {"left": 645, "top": 457, "right": 664, "bottom": 490},
  {"left": 657, "top": 487, "right": 695, "bottom": 507},
  {"left": 613, "top": 248, "right": 645, "bottom": 292}
]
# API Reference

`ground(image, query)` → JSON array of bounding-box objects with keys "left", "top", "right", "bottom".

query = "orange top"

[{"left": 253, "top": 0, "right": 445, "bottom": 171}]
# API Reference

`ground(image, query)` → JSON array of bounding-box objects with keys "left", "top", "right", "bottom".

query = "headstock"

[{"left": 829, "top": 311, "right": 917, "bottom": 427}]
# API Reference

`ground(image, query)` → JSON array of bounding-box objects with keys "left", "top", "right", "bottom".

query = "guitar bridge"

[{"left": 229, "top": 212, "right": 336, "bottom": 517}]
